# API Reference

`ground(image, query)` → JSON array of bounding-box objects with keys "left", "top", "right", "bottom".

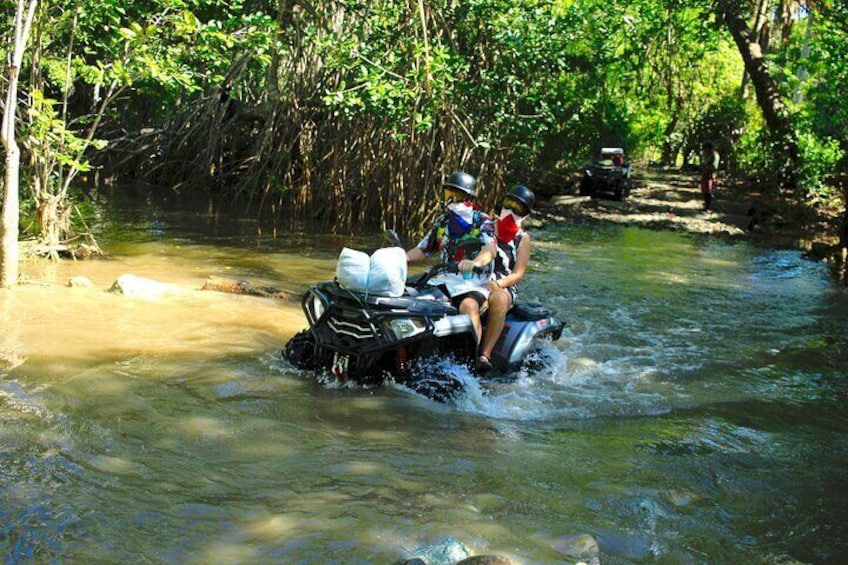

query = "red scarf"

[{"left": 496, "top": 210, "right": 521, "bottom": 244}]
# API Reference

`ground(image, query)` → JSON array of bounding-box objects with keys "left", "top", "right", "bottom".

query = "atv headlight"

[
  {"left": 305, "top": 292, "right": 327, "bottom": 325},
  {"left": 385, "top": 317, "right": 427, "bottom": 340}
]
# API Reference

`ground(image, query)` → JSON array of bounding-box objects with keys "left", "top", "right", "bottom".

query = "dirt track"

[
  {"left": 534, "top": 168, "right": 755, "bottom": 238},
  {"left": 531, "top": 168, "right": 848, "bottom": 258}
]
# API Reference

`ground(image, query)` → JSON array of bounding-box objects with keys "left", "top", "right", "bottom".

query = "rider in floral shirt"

[{"left": 406, "top": 171, "right": 496, "bottom": 349}]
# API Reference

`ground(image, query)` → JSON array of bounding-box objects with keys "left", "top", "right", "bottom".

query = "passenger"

[
  {"left": 406, "top": 171, "right": 496, "bottom": 347},
  {"left": 612, "top": 152, "right": 624, "bottom": 167},
  {"left": 477, "top": 184, "right": 535, "bottom": 372}
]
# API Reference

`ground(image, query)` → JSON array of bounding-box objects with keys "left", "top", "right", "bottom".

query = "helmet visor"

[{"left": 502, "top": 195, "right": 530, "bottom": 217}]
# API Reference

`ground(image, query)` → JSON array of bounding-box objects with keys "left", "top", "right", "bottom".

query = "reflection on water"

[{"left": 2, "top": 192, "right": 847, "bottom": 563}]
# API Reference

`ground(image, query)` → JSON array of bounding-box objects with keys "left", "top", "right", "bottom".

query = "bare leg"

[
  {"left": 459, "top": 297, "right": 483, "bottom": 345},
  {"left": 479, "top": 288, "right": 511, "bottom": 358}
]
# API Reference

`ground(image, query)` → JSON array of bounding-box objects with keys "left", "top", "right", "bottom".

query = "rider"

[
  {"left": 700, "top": 141, "right": 720, "bottom": 211},
  {"left": 477, "top": 184, "right": 535, "bottom": 372},
  {"left": 406, "top": 171, "right": 496, "bottom": 347}
]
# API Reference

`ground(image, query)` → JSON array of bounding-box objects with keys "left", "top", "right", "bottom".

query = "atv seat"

[
  {"left": 511, "top": 300, "right": 553, "bottom": 321},
  {"left": 404, "top": 286, "right": 419, "bottom": 297}
]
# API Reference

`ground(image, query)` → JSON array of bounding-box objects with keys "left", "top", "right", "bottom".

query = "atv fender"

[{"left": 433, "top": 314, "right": 476, "bottom": 339}]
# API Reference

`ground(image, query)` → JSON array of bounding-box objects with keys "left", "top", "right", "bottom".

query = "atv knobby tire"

[{"left": 283, "top": 330, "right": 318, "bottom": 370}]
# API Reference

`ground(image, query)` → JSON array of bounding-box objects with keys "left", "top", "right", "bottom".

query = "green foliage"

[
  {"left": 0, "top": 0, "right": 280, "bottom": 247},
  {"left": 726, "top": 3, "right": 848, "bottom": 201},
  {"left": 316, "top": 0, "right": 725, "bottom": 172},
  {"left": 317, "top": 1, "right": 456, "bottom": 133},
  {"left": 735, "top": 126, "right": 781, "bottom": 189},
  {"left": 683, "top": 95, "right": 747, "bottom": 165},
  {"left": 796, "top": 131, "right": 844, "bottom": 204},
  {"left": 5, "top": 0, "right": 845, "bottom": 236},
  {"left": 25, "top": 90, "right": 103, "bottom": 177},
  {"left": 34, "top": 0, "right": 277, "bottom": 126},
  {"left": 804, "top": 3, "right": 848, "bottom": 192}
]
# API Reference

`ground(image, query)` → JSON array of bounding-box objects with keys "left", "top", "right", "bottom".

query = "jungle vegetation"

[{"left": 1, "top": 0, "right": 847, "bottom": 285}]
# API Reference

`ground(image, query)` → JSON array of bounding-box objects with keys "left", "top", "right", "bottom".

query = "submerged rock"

[
  {"left": 406, "top": 537, "right": 470, "bottom": 565},
  {"left": 548, "top": 533, "right": 600, "bottom": 560},
  {"left": 68, "top": 276, "right": 93, "bottom": 288},
  {"left": 767, "top": 555, "right": 812, "bottom": 565},
  {"left": 593, "top": 529, "right": 653, "bottom": 561},
  {"left": 456, "top": 555, "right": 519, "bottom": 565}
]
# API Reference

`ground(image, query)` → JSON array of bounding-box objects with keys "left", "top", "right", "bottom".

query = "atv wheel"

[
  {"left": 579, "top": 175, "right": 594, "bottom": 196},
  {"left": 408, "top": 374, "right": 464, "bottom": 403},
  {"left": 399, "top": 363, "right": 465, "bottom": 403},
  {"left": 283, "top": 330, "right": 318, "bottom": 370}
]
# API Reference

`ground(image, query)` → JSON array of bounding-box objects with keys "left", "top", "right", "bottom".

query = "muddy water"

[{"left": 1, "top": 194, "right": 847, "bottom": 564}]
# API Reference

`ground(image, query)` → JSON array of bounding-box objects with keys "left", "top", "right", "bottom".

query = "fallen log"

[{"left": 200, "top": 275, "right": 298, "bottom": 300}]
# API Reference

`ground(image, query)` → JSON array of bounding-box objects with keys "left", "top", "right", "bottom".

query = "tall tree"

[
  {"left": 1, "top": 0, "right": 37, "bottom": 287},
  {"left": 717, "top": 0, "right": 800, "bottom": 191}
]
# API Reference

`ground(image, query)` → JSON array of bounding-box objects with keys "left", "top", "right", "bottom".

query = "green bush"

[
  {"left": 734, "top": 127, "right": 781, "bottom": 191},
  {"left": 797, "top": 131, "right": 845, "bottom": 206}
]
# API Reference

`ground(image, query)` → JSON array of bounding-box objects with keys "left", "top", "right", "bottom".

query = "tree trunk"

[
  {"left": 741, "top": 0, "right": 772, "bottom": 100},
  {"left": 1, "top": 144, "right": 22, "bottom": 288},
  {"left": 1, "top": 0, "right": 38, "bottom": 288},
  {"left": 660, "top": 110, "right": 680, "bottom": 167},
  {"left": 718, "top": 0, "right": 799, "bottom": 192}
]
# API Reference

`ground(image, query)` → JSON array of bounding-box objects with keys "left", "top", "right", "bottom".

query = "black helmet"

[
  {"left": 443, "top": 171, "right": 477, "bottom": 198},
  {"left": 506, "top": 184, "right": 535, "bottom": 214}
]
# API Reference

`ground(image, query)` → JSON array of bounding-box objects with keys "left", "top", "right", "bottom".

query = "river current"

[{"left": 1, "top": 191, "right": 846, "bottom": 564}]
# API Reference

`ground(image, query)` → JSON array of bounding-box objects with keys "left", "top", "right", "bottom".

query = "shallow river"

[{"left": 1, "top": 192, "right": 846, "bottom": 564}]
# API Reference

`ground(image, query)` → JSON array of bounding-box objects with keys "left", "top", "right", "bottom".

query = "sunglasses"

[
  {"left": 502, "top": 196, "right": 530, "bottom": 217},
  {"left": 444, "top": 187, "right": 471, "bottom": 202}
]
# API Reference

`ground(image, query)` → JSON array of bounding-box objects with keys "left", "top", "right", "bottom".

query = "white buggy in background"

[{"left": 579, "top": 147, "right": 633, "bottom": 201}]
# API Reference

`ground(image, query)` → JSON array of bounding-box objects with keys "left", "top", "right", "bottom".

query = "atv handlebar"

[{"left": 414, "top": 261, "right": 487, "bottom": 286}]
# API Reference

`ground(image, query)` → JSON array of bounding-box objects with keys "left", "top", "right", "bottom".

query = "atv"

[
  {"left": 283, "top": 242, "right": 565, "bottom": 402},
  {"left": 579, "top": 147, "right": 633, "bottom": 201}
]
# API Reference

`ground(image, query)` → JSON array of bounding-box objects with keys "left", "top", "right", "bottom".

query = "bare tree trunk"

[
  {"left": 718, "top": 0, "right": 799, "bottom": 192},
  {"left": 1, "top": 0, "right": 38, "bottom": 288},
  {"left": 1, "top": 144, "right": 22, "bottom": 287}
]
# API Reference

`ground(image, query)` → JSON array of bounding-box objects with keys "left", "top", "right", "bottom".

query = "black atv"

[{"left": 283, "top": 249, "right": 565, "bottom": 402}]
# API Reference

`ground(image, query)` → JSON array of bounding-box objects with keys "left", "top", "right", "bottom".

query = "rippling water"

[{"left": 1, "top": 194, "right": 846, "bottom": 564}]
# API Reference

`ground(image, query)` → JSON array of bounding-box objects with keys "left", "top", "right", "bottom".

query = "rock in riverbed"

[{"left": 109, "top": 274, "right": 176, "bottom": 300}]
